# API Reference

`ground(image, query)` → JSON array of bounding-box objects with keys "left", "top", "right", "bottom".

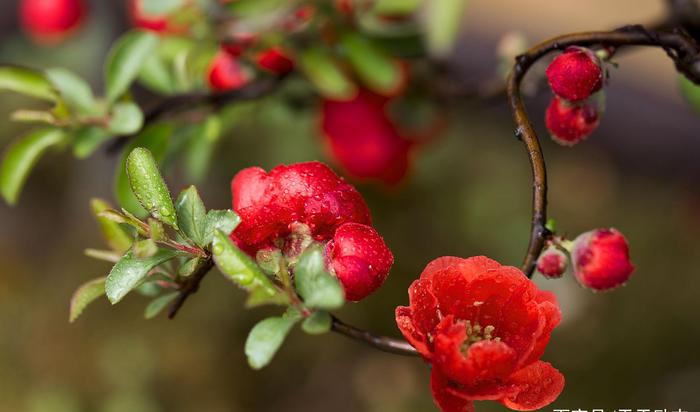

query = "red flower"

[
  {"left": 545, "top": 96, "right": 599, "bottom": 145},
  {"left": 321, "top": 90, "right": 413, "bottom": 185},
  {"left": 128, "top": 0, "right": 185, "bottom": 33},
  {"left": 546, "top": 47, "right": 603, "bottom": 102},
  {"left": 536, "top": 246, "right": 568, "bottom": 279},
  {"left": 20, "top": 0, "right": 86, "bottom": 43},
  {"left": 231, "top": 162, "right": 371, "bottom": 253},
  {"left": 572, "top": 228, "right": 634, "bottom": 291},
  {"left": 256, "top": 47, "right": 295, "bottom": 75},
  {"left": 326, "top": 222, "right": 394, "bottom": 301},
  {"left": 208, "top": 50, "right": 249, "bottom": 92},
  {"left": 396, "top": 256, "right": 564, "bottom": 412}
]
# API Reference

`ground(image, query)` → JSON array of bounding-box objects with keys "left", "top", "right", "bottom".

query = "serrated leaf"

[
  {"left": 245, "top": 316, "right": 297, "bottom": 370},
  {"left": 108, "top": 102, "right": 144, "bottom": 135},
  {"left": 45, "top": 67, "right": 98, "bottom": 116},
  {"left": 1, "top": 128, "right": 66, "bottom": 205},
  {"left": 342, "top": 33, "right": 402, "bottom": 95},
  {"left": 302, "top": 311, "right": 332, "bottom": 335},
  {"left": 144, "top": 291, "right": 179, "bottom": 319},
  {"left": 176, "top": 185, "right": 207, "bottom": 246},
  {"left": 294, "top": 245, "right": 345, "bottom": 310},
  {"left": 679, "top": 74, "right": 700, "bottom": 114},
  {"left": 0, "top": 66, "right": 56, "bottom": 101},
  {"left": 91, "top": 198, "right": 133, "bottom": 253},
  {"left": 105, "top": 249, "right": 179, "bottom": 304},
  {"left": 115, "top": 123, "right": 172, "bottom": 217},
  {"left": 212, "top": 230, "right": 276, "bottom": 295},
  {"left": 125, "top": 147, "right": 178, "bottom": 228},
  {"left": 69, "top": 277, "right": 106, "bottom": 322},
  {"left": 203, "top": 210, "right": 240, "bottom": 246},
  {"left": 299, "top": 47, "right": 356, "bottom": 100},
  {"left": 105, "top": 30, "right": 159, "bottom": 102},
  {"left": 73, "top": 127, "right": 111, "bottom": 158},
  {"left": 425, "top": 0, "right": 468, "bottom": 57}
]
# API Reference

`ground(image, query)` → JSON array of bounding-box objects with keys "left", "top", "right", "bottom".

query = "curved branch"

[
  {"left": 508, "top": 25, "right": 700, "bottom": 277},
  {"left": 331, "top": 316, "right": 419, "bottom": 356}
]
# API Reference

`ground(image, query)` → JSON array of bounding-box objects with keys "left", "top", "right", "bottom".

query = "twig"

[
  {"left": 168, "top": 257, "right": 215, "bottom": 319},
  {"left": 508, "top": 26, "right": 700, "bottom": 277},
  {"left": 331, "top": 316, "right": 419, "bottom": 356}
]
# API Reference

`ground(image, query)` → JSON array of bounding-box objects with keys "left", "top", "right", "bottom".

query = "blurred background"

[{"left": 1, "top": 1, "right": 699, "bottom": 411}]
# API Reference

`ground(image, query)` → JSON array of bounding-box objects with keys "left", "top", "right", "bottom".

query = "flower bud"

[
  {"left": 545, "top": 96, "right": 600, "bottom": 145},
  {"left": 546, "top": 47, "right": 603, "bottom": 101},
  {"left": 20, "top": 0, "right": 86, "bottom": 43},
  {"left": 537, "top": 246, "right": 568, "bottom": 278},
  {"left": 325, "top": 222, "right": 393, "bottom": 301},
  {"left": 207, "top": 50, "right": 249, "bottom": 92},
  {"left": 256, "top": 47, "right": 295, "bottom": 75},
  {"left": 128, "top": 0, "right": 184, "bottom": 33},
  {"left": 571, "top": 228, "right": 634, "bottom": 291}
]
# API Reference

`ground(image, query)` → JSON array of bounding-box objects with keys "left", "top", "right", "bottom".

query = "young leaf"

[
  {"left": 0, "top": 66, "right": 56, "bottom": 101},
  {"left": 69, "top": 277, "right": 106, "bottom": 322},
  {"left": 679, "top": 74, "right": 700, "bottom": 114},
  {"left": 245, "top": 315, "right": 298, "bottom": 370},
  {"left": 144, "top": 291, "right": 179, "bottom": 319},
  {"left": 105, "top": 30, "right": 159, "bottom": 102},
  {"left": 425, "top": 0, "right": 468, "bottom": 57},
  {"left": 105, "top": 249, "right": 179, "bottom": 304},
  {"left": 294, "top": 245, "right": 345, "bottom": 310},
  {"left": 125, "top": 147, "right": 178, "bottom": 228},
  {"left": 211, "top": 230, "right": 277, "bottom": 295},
  {"left": 45, "top": 67, "right": 98, "bottom": 116},
  {"left": 175, "top": 185, "right": 207, "bottom": 246},
  {"left": 107, "top": 102, "right": 144, "bottom": 135},
  {"left": 301, "top": 311, "right": 332, "bottom": 335},
  {"left": 342, "top": 33, "right": 402, "bottom": 95},
  {"left": 299, "top": 47, "right": 356, "bottom": 100},
  {"left": 202, "top": 210, "right": 240, "bottom": 246},
  {"left": 73, "top": 127, "right": 111, "bottom": 158},
  {"left": 0, "top": 128, "right": 66, "bottom": 205},
  {"left": 91, "top": 198, "right": 133, "bottom": 253},
  {"left": 245, "top": 286, "right": 290, "bottom": 308}
]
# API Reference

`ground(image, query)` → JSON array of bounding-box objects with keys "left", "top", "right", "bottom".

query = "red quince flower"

[
  {"left": 572, "top": 228, "right": 634, "bottom": 291},
  {"left": 545, "top": 96, "right": 600, "bottom": 145},
  {"left": 256, "top": 47, "right": 295, "bottom": 75},
  {"left": 325, "top": 222, "right": 393, "bottom": 301},
  {"left": 20, "top": 0, "right": 86, "bottom": 44},
  {"left": 396, "top": 256, "right": 564, "bottom": 412},
  {"left": 321, "top": 89, "right": 414, "bottom": 185},
  {"left": 208, "top": 49, "right": 249, "bottom": 92},
  {"left": 546, "top": 46, "right": 603, "bottom": 102}
]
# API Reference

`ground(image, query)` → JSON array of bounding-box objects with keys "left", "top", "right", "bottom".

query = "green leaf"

[
  {"left": 141, "top": 0, "right": 184, "bottom": 15},
  {"left": 679, "top": 74, "right": 700, "bottom": 114},
  {"left": 105, "top": 249, "right": 180, "bottom": 304},
  {"left": 125, "top": 147, "right": 178, "bottom": 228},
  {"left": 69, "top": 277, "right": 106, "bottom": 322},
  {"left": 73, "top": 127, "right": 111, "bottom": 158},
  {"left": 342, "top": 33, "right": 402, "bottom": 95},
  {"left": 138, "top": 54, "right": 176, "bottom": 95},
  {"left": 175, "top": 185, "right": 207, "bottom": 247},
  {"left": 178, "top": 257, "right": 201, "bottom": 277},
  {"left": 115, "top": 123, "right": 172, "bottom": 217},
  {"left": 373, "top": 0, "right": 421, "bottom": 15},
  {"left": 91, "top": 198, "right": 133, "bottom": 253},
  {"left": 294, "top": 245, "right": 345, "bottom": 310},
  {"left": 108, "top": 102, "right": 144, "bottom": 135},
  {"left": 245, "top": 286, "right": 289, "bottom": 308},
  {"left": 184, "top": 116, "right": 221, "bottom": 182},
  {"left": 0, "top": 66, "right": 56, "bottom": 101},
  {"left": 425, "top": 0, "right": 468, "bottom": 57},
  {"left": 144, "top": 291, "right": 179, "bottom": 319},
  {"left": 301, "top": 311, "right": 332, "bottom": 335},
  {"left": 0, "top": 128, "right": 66, "bottom": 205},
  {"left": 45, "top": 67, "right": 98, "bottom": 115},
  {"left": 203, "top": 210, "right": 240, "bottom": 246},
  {"left": 299, "top": 47, "right": 356, "bottom": 100},
  {"left": 105, "top": 30, "right": 159, "bottom": 102},
  {"left": 212, "top": 230, "right": 276, "bottom": 295},
  {"left": 245, "top": 315, "right": 298, "bottom": 370}
]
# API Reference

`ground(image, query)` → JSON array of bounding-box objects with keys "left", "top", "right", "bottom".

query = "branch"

[
  {"left": 508, "top": 25, "right": 700, "bottom": 277},
  {"left": 331, "top": 316, "right": 419, "bottom": 357},
  {"left": 168, "top": 257, "right": 215, "bottom": 319}
]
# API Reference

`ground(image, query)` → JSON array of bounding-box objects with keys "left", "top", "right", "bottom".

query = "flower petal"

[
  {"left": 500, "top": 361, "right": 565, "bottom": 411},
  {"left": 431, "top": 368, "right": 476, "bottom": 412},
  {"left": 524, "top": 291, "right": 562, "bottom": 365},
  {"left": 395, "top": 306, "right": 431, "bottom": 357},
  {"left": 408, "top": 278, "right": 441, "bottom": 335}
]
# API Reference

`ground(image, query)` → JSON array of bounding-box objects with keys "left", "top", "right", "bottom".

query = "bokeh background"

[{"left": 1, "top": 1, "right": 699, "bottom": 411}]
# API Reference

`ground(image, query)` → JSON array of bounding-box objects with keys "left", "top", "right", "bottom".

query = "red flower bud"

[
  {"left": 207, "top": 50, "right": 249, "bottom": 92},
  {"left": 536, "top": 246, "right": 568, "bottom": 278},
  {"left": 572, "top": 228, "right": 634, "bottom": 291},
  {"left": 221, "top": 33, "right": 257, "bottom": 57},
  {"left": 20, "top": 0, "right": 86, "bottom": 43},
  {"left": 326, "top": 222, "right": 393, "bottom": 301},
  {"left": 321, "top": 89, "right": 413, "bottom": 185},
  {"left": 546, "top": 47, "right": 603, "bottom": 101},
  {"left": 256, "top": 47, "right": 295, "bottom": 75},
  {"left": 128, "top": 0, "right": 185, "bottom": 33},
  {"left": 545, "top": 96, "right": 600, "bottom": 145}
]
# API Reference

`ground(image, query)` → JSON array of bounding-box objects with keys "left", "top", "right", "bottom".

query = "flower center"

[{"left": 461, "top": 321, "right": 499, "bottom": 353}]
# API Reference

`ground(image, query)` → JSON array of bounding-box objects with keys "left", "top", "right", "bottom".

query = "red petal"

[
  {"left": 431, "top": 369, "right": 476, "bottom": 412},
  {"left": 231, "top": 167, "right": 270, "bottom": 211},
  {"left": 408, "top": 278, "right": 440, "bottom": 335},
  {"left": 500, "top": 361, "right": 565, "bottom": 411},
  {"left": 395, "top": 306, "right": 431, "bottom": 357},
  {"left": 525, "top": 291, "right": 562, "bottom": 365}
]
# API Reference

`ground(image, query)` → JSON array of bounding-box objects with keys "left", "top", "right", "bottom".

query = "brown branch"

[
  {"left": 331, "top": 316, "right": 419, "bottom": 357},
  {"left": 168, "top": 257, "right": 215, "bottom": 319},
  {"left": 508, "top": 25, "right": 700, "bottom": 277}
]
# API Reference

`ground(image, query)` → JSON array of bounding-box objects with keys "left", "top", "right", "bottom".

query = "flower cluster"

[
  {"left": 545, "top": 47, "right": 605, "bottom": 145},
  {"left": 396, "top": 256, "right": 564, "bottom": 412},
  {"left": 230, "top": 161, "right": 393, "bottom": 301}
]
